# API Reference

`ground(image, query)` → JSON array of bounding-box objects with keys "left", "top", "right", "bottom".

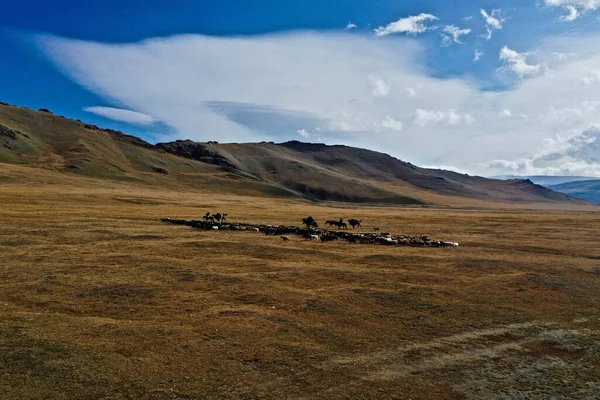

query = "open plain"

[{"left": 1, "top": 169, "right": 600, "bottom": 400}]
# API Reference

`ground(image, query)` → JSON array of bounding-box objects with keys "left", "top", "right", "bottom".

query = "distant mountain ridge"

[
  {"left": 491, "top": 175, "right": 599, "bottom": 186},
  {"left": 0, "top": 102, "right": 594, "bottom": 206},
  {"left": 492, "top": 175, "right": 600, "bottom": 204},
  {"left": 546, "top": 180, "right": 600, "bottom": 204}
]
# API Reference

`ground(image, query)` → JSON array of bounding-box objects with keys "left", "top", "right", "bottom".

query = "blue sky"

[{"left": 2, "top": 0, "right": 600, "bottom": 176}]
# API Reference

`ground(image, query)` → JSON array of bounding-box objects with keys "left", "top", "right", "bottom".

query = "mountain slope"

[
  {"left": 0, "top": 103, "right": 211, "bottom": 179},
  {"left": 156, "top": 139, "right": 588, "bottom": 205},
  {"left": 0, "top": 102, "right": 593, "bottom": 206}
]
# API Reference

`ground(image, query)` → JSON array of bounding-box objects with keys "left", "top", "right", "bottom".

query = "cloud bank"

[{"left": 29, "top": 31, "right": 600, "bottom": 177}]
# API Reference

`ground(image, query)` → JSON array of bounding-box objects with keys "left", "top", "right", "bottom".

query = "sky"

[{"left": 2, "top": 0, "right": 600, "bottom": 177}]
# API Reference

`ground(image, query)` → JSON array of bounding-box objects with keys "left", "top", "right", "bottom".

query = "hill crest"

[{"left": 0, "top": 102, "right": 593, "bottom": 206}]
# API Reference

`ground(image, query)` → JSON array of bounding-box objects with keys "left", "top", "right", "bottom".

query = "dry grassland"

[{"left": 1, "top": 177, "right": 600, "bottom": 399}]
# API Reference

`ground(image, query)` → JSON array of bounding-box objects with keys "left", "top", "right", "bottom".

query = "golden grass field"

[{"left": 1, "top": 167, "right": 600, "bottom": 399}]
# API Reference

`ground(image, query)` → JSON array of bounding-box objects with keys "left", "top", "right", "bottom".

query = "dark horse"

[
  {"left": 203, "top": 212, "right": 215, "bottom": 222},
  {"left": 348, "top": 219, "right": 362, "bottom": 229},
  {"left": 212, "top": 212, "right": 228, "bottom": 222},
  {"left": 302, "top": 216, "right": 319, "bottom": 229}
]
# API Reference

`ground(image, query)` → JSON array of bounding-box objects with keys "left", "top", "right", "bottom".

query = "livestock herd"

[{"left": 161, "top": 213, "right": 460, "bottom": 249}]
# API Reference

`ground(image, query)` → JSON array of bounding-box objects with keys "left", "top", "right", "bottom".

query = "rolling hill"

[{"left": 0, "top": 102, "right": 593, "bottom": 206}]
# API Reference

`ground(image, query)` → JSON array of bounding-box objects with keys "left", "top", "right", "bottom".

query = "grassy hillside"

[
  {"left": 0, "top": 104, "right": 296, "bottom": 197},
  {"left": 160, "top": 139, "right": 589, "bottom": 205},
  {"left": 0, "top": 104, "right": 214, "bottom": 180}
]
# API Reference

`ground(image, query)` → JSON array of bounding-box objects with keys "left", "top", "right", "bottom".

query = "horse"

[
  {"left": 280, "top": 236, "right": 290, "bottom": 242},
  {"left": 302, "top": 216, "right": 318, "bottom": 229},
  {"left": 212, "top": 213, "right": 226, "bottom": 222},
  {"left": 348, "top": 219, "right": 362, "bottom": 229},
  {"left": 325, "top": 220, "right": 339, "bottom": 228},
  {"left": 338, "top": 222, "right": 348, "bottom": 230}
]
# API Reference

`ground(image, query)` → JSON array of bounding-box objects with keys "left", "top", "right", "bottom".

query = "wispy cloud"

[
  {"left": 561, "top": 5, "right": 580, "bottom": 21},
  {"left": 379, "top": 116, "right": 403, "bottom": 132},
  {"left": 414, "top": 109, "right": 474, "bottom": 126},
  {"left": 545, "top": 0, "right": 600, "bottom": 10},
  {"left": 441, "top": 25, "right": 471, "bottom": 46},
  {"left": 297, "top": 128, "right": 311, "bottom": 138},
  {"left": 345, "top": 22, "right": 357, "bottom": 30},
  {"left": 374, "top": 13, "right": 438, "bottom": 36},
  {"left": 83, "top": 106, "right": 158, "bottom": 125},
  {"left": 480, "top": 9, "right": 503, "bottom": 40},
  {"left": 474, "top": 49, "right": 483, "bottom": 62},
  {"left": 27, "top": 31, "right": 600, "bottom": 176},
  {"left": 545, "top": 0, "right": 600, "bottom": 21}
]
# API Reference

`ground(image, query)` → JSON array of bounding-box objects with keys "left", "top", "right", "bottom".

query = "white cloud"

[
  {"left": 499, "top": 46, "right": 542, "bottom": 78},
  {"left": 486, "top": 127, "right": 600, "bottom": 176},
  {"left": 480, "top": 9, "right": 503, "bottom": 40},
  {"left": 368, "top": 76, "right": 391, "bottom": 97},
  {"left": 297, "top": 128, "right": 311, "bottom": 138},
  {"left": 545, "top": 0, "right": 600, "bottom": 22},
  {"left": 561, "top": 5, "right": 581, "bottom": 21},
  {"left": 474, "top": 49, "right": 483, "bottom": 62},
  {"left": 83, "top": 106, "right": 158, "bottom": 125},
  {"left": 379, "top": 116, "right": 403, "bottom": 132},
  {"left": 29, "top": 31, "right": 600, "bottom": 177},
  {"left": 582, "top": 70, "right": 600, "bottom": 84},
  {"left": 552, "top": 51, "right": 576, "bottom": 60},
  {"left": 422, "top": 165, "right": 470, "bottom": 174},
  {"left": 500, "top": 109, "right": 512, "bottom": 117},
  {"left": 405, "top": 87, "right": 417, "bottom": 97},
  {"left": 546, "top": 101, "right": 600, "bottom": 123},
  {"left": 441, "top": 25, "right": 471, "bottom": 46},
  {"left": 414, "top": 109, "right": 475, "bottom": 127},
  {"left": 545, "top": 0, "right": 600, "bottom": 9},
  {"left": 345, "top": 22, "right": 357, "bottom": 30},
  {"left": 374, "top": 13, "right": 438, "bottom": 36}
]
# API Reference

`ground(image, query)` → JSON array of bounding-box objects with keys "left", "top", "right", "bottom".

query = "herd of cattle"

[{"left": 161, "top": 215, "right": 460, "bottom": 248}]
